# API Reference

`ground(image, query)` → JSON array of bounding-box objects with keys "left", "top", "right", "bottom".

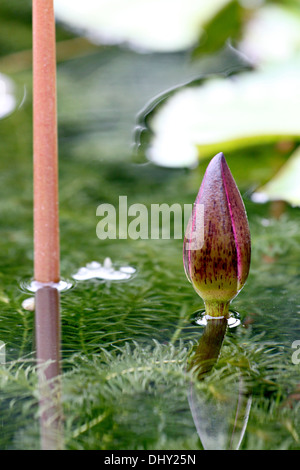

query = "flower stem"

[{"left": 204, "top": 301, "right": 230, "bottom": 318}]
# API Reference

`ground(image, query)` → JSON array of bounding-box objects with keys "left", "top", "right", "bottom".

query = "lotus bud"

[{"left": 183, "top": 152, "right": 251, "bottom": 318}]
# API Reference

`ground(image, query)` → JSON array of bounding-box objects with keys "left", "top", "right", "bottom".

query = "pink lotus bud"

[{"left": 183, "top": 152, "right": 251, "bottom": 318}]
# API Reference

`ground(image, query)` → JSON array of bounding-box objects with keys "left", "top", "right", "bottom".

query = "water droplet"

[
  {"left": 72, "top": 258, "right": 136, "bottom": 282},
  {"left": 22, "top": 297, "right": 35, "bottom": 311}
]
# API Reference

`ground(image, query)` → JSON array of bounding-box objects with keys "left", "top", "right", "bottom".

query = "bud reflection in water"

[{"left": 187, "top": 314, "right": 252, "bottom": 450}]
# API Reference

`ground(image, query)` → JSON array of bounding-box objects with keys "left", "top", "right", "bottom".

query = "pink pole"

[
  {"left": 32, "top": 1, "right": 63, "bottom": 449},
  {"left": 33, "top": 0, "right": 60, "bottom": 284}
]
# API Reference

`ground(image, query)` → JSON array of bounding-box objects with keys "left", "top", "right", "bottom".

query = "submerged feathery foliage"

[{"left": 1, "top": 336, "right": 299, "bottom": 450}]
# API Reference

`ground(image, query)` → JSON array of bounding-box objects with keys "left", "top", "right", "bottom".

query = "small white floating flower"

[{"left": 72, "top": 258, "right": 136, "bottom": 281}]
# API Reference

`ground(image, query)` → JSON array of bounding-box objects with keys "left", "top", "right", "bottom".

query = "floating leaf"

[
  {"left": 146, "top": 61, "right": 300, "bottom": 167},
  {"left": 54, "top": 0, "right": 233, "bottom": 52},
  {"left": 252, "top": 146, "right": 300, "bottom": 207},
  {"left": 239, "top": 3, "right": 300, "bottom": 67}
]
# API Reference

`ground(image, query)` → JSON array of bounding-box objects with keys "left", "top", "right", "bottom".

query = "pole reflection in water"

[
  {"left": 187, "top": 315, "right": 252, "bottom": 450},
  {"left": 35, "top": 285, "right": 63, "bottom": 450}
]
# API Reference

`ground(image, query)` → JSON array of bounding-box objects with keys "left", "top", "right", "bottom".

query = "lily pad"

[
  {"left": 145, "top": 61, "right": 300, "bottom": 167},
  {"left": 239, "top": 3, "right": 300, "bottom": 67},
  {"left": 54, "top": 0, "right": 232, "bottom": 52},
  {"left": 252, "top": 146, "right": 300, "bottom": 207}
]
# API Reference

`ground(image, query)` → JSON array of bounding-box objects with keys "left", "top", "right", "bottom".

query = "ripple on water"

[
  {"left": 192, "top": 309, "right": 241, "bottom": 329},
  {"left": 20, "top": 279, "right": 73, "bottom": 293}
]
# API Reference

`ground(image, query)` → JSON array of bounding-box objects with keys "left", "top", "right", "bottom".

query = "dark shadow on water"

[{"left": 187, "top": 313, "right": 252, "bottom": 450}]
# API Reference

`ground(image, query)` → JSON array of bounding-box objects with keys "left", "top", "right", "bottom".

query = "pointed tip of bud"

[{"left": 214, "top": 151, "right": 225, "bottom": 160}]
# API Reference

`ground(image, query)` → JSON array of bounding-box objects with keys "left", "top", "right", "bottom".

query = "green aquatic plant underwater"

[{"left": 183, "top": 152, "right": 251, "bottom": 319}]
